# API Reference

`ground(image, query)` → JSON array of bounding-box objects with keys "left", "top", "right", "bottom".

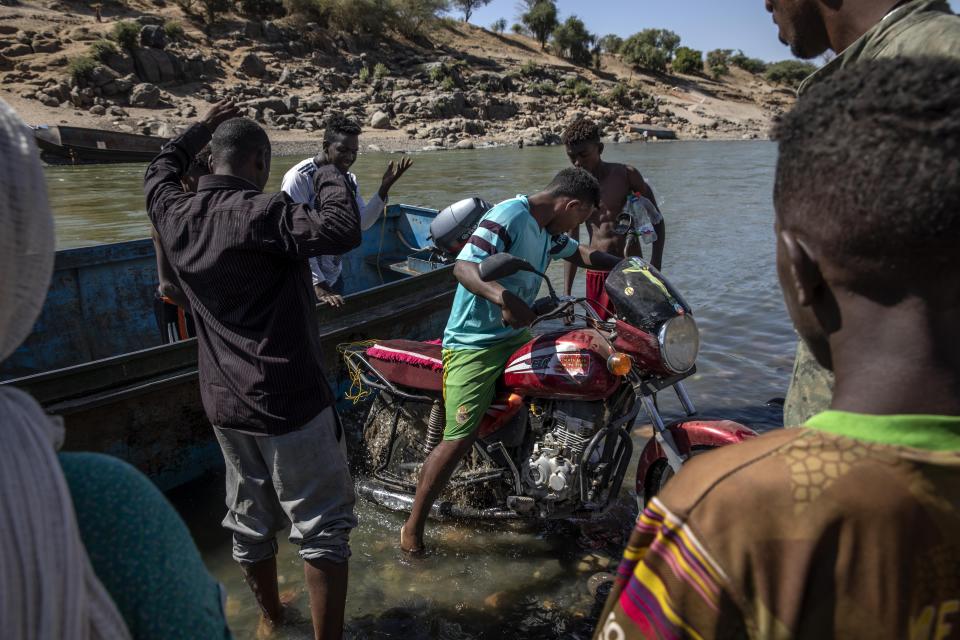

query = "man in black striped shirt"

[{"left": 145, "top": 101, "right": 360, "bottom": 639}]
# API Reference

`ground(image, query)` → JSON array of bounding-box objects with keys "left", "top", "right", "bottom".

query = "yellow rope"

[{"left": 338, "top": 340, "right": 379, "bottom": 404}]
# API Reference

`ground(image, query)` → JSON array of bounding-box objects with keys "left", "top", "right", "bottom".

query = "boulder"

[
  {"left": 3, "top": 43, "right": 32, "bottom": 57},
  {"left": 31, "top": 38, "right": 61, "bottom": 53},
  {"left": 139, "top": 25, "right": 167, "bottom": 50},
  {"left": 276, "top": 66, "right": 292, "bottom": 85},
  {"left": 243, "top": 21, "right": 262, "bottom": 39},
  {"left": 89, "top": 65, "right": 119, "bottom": 88},
  {"left": 244, "top": 97, "right": 288, "bottom": 116},
  {"left": 89, "top": 104, "right": 106, "bottom": 115},
  {"left": 129, "top": 82, "right": 160, "bottom": 108},
  {"left": 39, "top": 93, "right": 60, "bottom": 107},
  {"left": 132, "top": 47, "right": 177, "bottom": 84},
  {"left": 369, "top": 110, "right": 390, "bottom": 129},
  {"left": 262, "top": 21, "right": 283, "bottom": 43},
  {"left": 0, "top": 53, "right": 12, "bottom": 71},
  {"left": 455, "top": 139, "right": 474, "bottom": 150},
  {"left": 108, "top": 105, "right": 129, "bottom": 117},
  {"left": 0, "top": 25, "right": 18, "bottom": 35},
  {"left": 239, "top": 52, "right": 266, "bottom": 78}
]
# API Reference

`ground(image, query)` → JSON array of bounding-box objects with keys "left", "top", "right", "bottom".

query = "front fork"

[{"left": 639, "top": 381, "right": 697, "bottom": 473}]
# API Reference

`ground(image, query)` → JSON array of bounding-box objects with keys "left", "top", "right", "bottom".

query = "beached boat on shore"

[
  {"left": 1, "top": 204, "right": 457, "bottom": 490},
  {"left": 33, "top": 125, "right": 168, "bottom": 165}
]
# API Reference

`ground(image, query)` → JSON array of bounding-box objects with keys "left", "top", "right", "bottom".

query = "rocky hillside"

[{"left": 0, "top": 0, "right": 796, "bottom": 152}]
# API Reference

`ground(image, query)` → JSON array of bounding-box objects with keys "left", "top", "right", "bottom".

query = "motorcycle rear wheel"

[{"left": 642, "top": 445, "right": 714, "bottom": 506}]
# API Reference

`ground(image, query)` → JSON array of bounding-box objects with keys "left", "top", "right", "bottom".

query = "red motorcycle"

[{"left": 342, "top": 254, "right": 756, "bottom": 520}]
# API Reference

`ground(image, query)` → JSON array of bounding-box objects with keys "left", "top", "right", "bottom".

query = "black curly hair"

[
  {"left": 774, "top": 57, "right": 960, "bottom": 289},
  {"left": 547, "top": 167, "right": 600, "bottom": 206},
  {"left": 561, "top": 118, "right": 602, "bottom": 146},
  {"left": 323, "top": 114, "right": 362, "bottom": 149}
]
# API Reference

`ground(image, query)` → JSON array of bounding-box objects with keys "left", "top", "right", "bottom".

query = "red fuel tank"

[{"left": 503, "top": 329, "right": 620, "bottom": 400}]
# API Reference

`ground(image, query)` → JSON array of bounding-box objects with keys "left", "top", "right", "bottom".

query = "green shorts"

[{"left": 442, "top": 331, "right": 531, "bottom": 441}]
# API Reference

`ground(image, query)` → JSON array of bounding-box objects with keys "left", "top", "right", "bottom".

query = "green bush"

[
  {"left": 529, "top": 79, "right": 556, "bottom": 95},
  {"left": 603, "top": 82, "right": 630, "bottom": 107},
  {"left": 598, "top": 33, "right": 622, "bottom": 54},
  {"left": 68, "top": 55, "right": 97, "bottom": 83},
  {"left": 730, "top": 50, "right": 767, "bottom": 74},
  {"left": 521, "top": 0, "right": 557, "bottom": 49},
  {"left": 765, "top": 59, "right": 816, "bottom": 88},
  {"left": 551, "top": 15, "right": 593, "bottom": 66},
  {"left": 440, "top": 76, "right": 456, "bottom": 91},
  {"left": 358, "top": 66, "right": 371, "bottom": 83},
  {"left": 672, "top": 46, "right": 703, "bottom": 75},
  {"left": 451, "top": 0, "right": 491, "bottom": 23},
  {"left": 490, "top": 18, "right": 506, "bottom": 33},
  {"left": 510, "top": 23, "right": 526, "bottom": 35},
  {"left": 373, "top": 62, "right": 389, "bottom": 79},
  {"left": 238, "top": 0, "right": 285, "bottom": 19},
  {"left": 88, "top": 39, "right": 118, "bottom": 62},
  {"left": 163, "top": 20, "right": 185, "bottom": 40},
  {"left": 519, "top": 60, "right": 539, "bottom": 77},
  {"left": 109, "top": 20, "right": 140, "bottom": 50},
  {"left": 428, "top": 63, "right": 447, "bottom": 83},
  {"left": 706, "top": 49, "right": 732, "bottom": 79}
]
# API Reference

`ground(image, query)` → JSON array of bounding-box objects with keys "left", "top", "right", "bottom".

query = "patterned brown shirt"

[{"left": 596, "top": 412, "right": 960, "bottom": 640}]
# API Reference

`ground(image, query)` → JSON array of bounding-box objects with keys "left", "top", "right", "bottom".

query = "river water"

[{"left": 44, "top": 141, "right": 795, "bottom": 639}]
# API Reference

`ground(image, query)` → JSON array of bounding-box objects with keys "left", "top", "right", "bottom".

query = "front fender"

[{"left": 635, "top": 420, "right": 757, "bottom": 497}]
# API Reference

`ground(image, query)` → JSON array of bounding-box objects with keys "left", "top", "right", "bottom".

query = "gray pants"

[{"left": 214, "top": 407, "right": 357, "bottom": 565}]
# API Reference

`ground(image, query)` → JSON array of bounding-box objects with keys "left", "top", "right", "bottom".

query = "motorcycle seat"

[{"left": 365, "top": 339, "right": 444, "bottom": 392}]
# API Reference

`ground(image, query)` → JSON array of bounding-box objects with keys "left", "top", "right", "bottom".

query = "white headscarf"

[{"left": 0, "top": 98, "right": 131, "bottom": 640}]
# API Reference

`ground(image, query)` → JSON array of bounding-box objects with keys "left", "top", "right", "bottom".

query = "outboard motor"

[{"left": 429, "top": 197, "right": 493, "bottom": 256}]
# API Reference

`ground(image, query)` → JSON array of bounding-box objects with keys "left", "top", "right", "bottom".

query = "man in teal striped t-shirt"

[{"left": 400, "top": 168, "right": 622, "bottom": 555}]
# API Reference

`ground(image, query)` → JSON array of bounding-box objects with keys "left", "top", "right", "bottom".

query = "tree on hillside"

[
  {"left": 394, "top": 0, "right": 449, "bottom": 36},
  {"left": 706, "top": 49, "right": 732, "bottom": 79},
  {"left": 619, "top": 29, "right": 681, "bottom": 72},
  {"left": 672, "top": 46, "right": 703, "bottom": 75},
  {"left": 729, "top": 50, "right": 767, "bottom": 74},
  {"left": 521, "top": 0, "right": 558, "bottom": 49},
  {"left": 765, "top": 60, "right": 817, "bottom": 88},
  {"left": 452, "top": 0, "right": 491, "bottom": 23},
  {"left": 491, "top": 18, "right": 507, "bottom": 33},
  {"left": 598, "top": 34, "right": 623, "bottom": 54},
  {"left": 552, "top": 15, "right": 593, "bottom": 66}
]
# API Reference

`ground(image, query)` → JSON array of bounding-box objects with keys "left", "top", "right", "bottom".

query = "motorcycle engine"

[{"left": 523, "top": 401, "right": 604, "bottom": 503}]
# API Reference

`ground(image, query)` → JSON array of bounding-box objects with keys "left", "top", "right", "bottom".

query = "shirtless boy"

[{"left": 561, "top": 119, "right": 665, "bottom": 319}]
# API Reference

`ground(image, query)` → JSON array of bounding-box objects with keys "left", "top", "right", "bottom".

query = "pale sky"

[{"left": 463, "top": 0, "right": 960, "bottom": 62}]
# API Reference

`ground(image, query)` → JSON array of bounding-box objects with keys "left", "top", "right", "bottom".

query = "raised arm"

[
  {"left": 144, "top": 101, "right": 239, "bottom": 225},
  {"left": 265, "top": 165, "right": 362, "bottom": 258}
]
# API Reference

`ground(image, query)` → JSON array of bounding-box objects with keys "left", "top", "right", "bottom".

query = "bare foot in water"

[
  {"left": 399, "top": 524, "right": 425, "bottom": 557},
  {"left": 256, "top": 598, "right": 309, "bottom": 638}
]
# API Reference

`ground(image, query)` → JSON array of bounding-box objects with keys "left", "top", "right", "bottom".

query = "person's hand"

[
  {"left": 200, "top": 100, "right": 241, "bottom": 134},
  {"left": 562, "top": 306, "right": 575, "bottom": 326},
  {"left": 318, "top": 292, "right": 345, "bottom": 308},
  {"left": 500, "top": 290, "right": 536, "bottom": 329},
  {"left": 378, "top": 157, "right": 413, "bottom": 197}
]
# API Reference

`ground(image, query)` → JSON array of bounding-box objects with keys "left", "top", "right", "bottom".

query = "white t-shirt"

[{"left": 280, "top": 157, "right": 386, "bottom": 286}]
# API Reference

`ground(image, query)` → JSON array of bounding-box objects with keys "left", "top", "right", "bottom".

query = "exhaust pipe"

[{"left": 357, "top": 479, "right": 524, "bottom": 520}]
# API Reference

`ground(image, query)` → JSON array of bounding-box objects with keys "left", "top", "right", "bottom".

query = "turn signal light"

[{"left": 607, "top": 352, "right": 633, "bottom": 376}]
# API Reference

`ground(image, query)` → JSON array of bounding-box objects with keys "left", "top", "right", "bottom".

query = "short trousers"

[
  {"left": 586, "top": 269, "right": 615, "bottom": 320},
  {"left": 213, "top": 407, "right": 357, "bottom": 565},
  {"left": 441, "top": 331, "right": 531, "bottom": 441}
]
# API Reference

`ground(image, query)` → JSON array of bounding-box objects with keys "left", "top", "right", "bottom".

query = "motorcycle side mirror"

[{"left": 479, "top": 253, "right": 536, "bottom": 282}]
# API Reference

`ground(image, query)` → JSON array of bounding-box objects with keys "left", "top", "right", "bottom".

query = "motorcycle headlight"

[{"left": 657, "top": 314, "right": 700, "bottom": 373}]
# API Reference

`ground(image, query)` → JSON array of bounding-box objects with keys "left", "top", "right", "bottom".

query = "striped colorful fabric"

[{"left": 605, "top": 498, "right": 728, "bottom": 640}]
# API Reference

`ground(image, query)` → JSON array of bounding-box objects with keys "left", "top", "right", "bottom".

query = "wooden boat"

[
  {"left": 33, "top": 125, "right": 168, "bottom": 165},
  {"left": 2, "top": 204, "right": 457, "bottom": 490}
]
